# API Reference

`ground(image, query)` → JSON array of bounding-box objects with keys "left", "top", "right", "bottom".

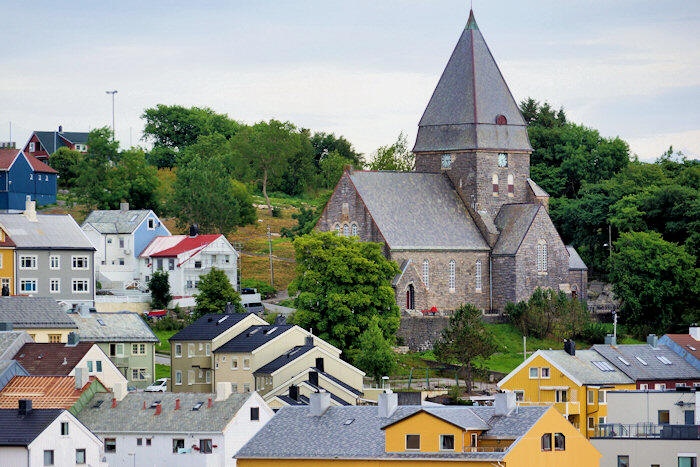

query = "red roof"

[
  {"left": 0, "top": 148, "right": 58, "bottom": 173},
  {"left": 665, "top": 334, "right": 700, "bottom": 361},
  {"left": 149, "top": 234, "right": 222, "bottom": 257},
  {"left": 0, "top": 376, "right": 105, "bottom": 409},
  {"left": 0, "top": 149, "right": 18, "bottom": 170},
  {"left": 26, "top": 152, "right": 58, "bottom": 173},
  {"left": 13, "top": 342, "right": 94, "bottom": 375}
]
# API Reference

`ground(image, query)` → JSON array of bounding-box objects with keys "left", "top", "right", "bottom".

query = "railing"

[
  {"left": 593, "top": 423, "right": 700, "bottom": 440},
  {"left": 463, "top": 446, "right": 508, "bottom": 453}
]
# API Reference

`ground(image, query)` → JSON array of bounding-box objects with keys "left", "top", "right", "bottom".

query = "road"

[{"left": 155, "top": 353, "right": 170, "bottom": 365}]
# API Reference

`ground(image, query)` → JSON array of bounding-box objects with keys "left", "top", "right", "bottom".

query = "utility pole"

[
  {"left": 608, "top": 224, "right": 612, "bottom": 257},
  {"left": 612, "top": 311, "right": 618, "bottom": 342},
  {"left": 523, "top": 335, "right": 527, "bottom": 362},
  {"left": 267, "top": 225, "right": 274, "bottom": 288},
  {"left": 105, "top": 90, "right": 118, "bottom": 140}
]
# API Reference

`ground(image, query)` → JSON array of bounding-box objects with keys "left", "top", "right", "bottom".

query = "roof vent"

[
  {"left": 192, "top": 402, "right": 204, "bottom": 411},
  {"left": 119, "top": 202, "right": 129, "bottom": 211},
  {"left": 62, "top": 357, "right": 68, "bottom": 365},
  {"left": 66, "top": 332, "right": 79, "bottom": 346},
  {"left": 604, "top": 334, "right": 617, "bottom": 346}
]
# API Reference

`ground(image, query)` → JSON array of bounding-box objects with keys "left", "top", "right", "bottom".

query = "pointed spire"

[{"left": 466, "top": 9, "right": 479, "bottom": 30}]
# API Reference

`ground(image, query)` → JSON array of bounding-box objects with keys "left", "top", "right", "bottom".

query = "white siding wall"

[
  {"left": 99, "top": 433, "right": 226, "bottom": 467},
  {"left": 28, "top": 411, "right": 106, "bottom": 467},
  {"left": 71, "top": 345, "right": 128, "bottom": 390},
  {"left": 0, "top": 446, "right": 27, "bottom": 466},
  {"left": 223, "top": 392, "right": 274, "bottom": 465}
]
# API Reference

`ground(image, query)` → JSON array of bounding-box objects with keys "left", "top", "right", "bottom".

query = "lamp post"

[{"left": 105, "top": 90, "right": 118, "bottom": 140}]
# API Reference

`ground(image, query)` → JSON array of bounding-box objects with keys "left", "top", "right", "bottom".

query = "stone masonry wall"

[
  {"left": 492, "top": 255, "right": 517, "bottom": 312},
  {"left": 568, "top": 269, "right": 588, "bottom": 301},
  {"left": 397, "top": 316, "right": 451, "bottom": 351},
  {"left": 394, "top": 261, "right": 429, "bottom": 312}
]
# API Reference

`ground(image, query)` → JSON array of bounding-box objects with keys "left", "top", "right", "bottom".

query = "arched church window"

[
  {"left": 334, "top": 224, "right": 341, "bottom": 233},
  {"left": 537, "top": 240, "right": 548, "bottom": 272},
  {"left": 351, "top": 223, "right": 358, "bottom": 237},
  {"left": 422, "top": 260, "right": 429, "bottom": 290},
  {"left": 475, "top": 260, "right": 482, "bottom": 292},
  {"left": 496, "top": 115, "right": 508, "bottom": 125},
  {"left": 343, "top": 224, "right": 350, "bottom": 237},
  {"left": 441, "top": 154, "right": 452, "bottom": 169},
  {"left": 507, "top": 174, "right": 514, "bottom": 196},
  {"left": 449, "top": 260, "right": 456, "bottom": 291},
  {"left": 406, "top": 284, "right": 415, "bottom": 310},
  {"left": 492, "top": 174, "right": 499, "bottom": 196}
]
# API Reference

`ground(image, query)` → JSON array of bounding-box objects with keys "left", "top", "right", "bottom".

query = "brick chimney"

[
  {"left": 154, "top": 403, "right": 161, "bottom": 415},
  {"left": 207, "top": 397, "right": 212, "bottom": 408},
  {"left": 175, "top": 398, "right": 180, "bottom": 410},
  {"left": 142, "top": 401, "right": 146, "bottom": 410},
  {"left": 111, "top": 398, "right": 117, "bottom": 408}
]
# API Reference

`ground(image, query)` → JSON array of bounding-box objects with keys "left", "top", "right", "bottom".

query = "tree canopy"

[
  {"left": 353, "top": 316, "right": 397, "bottom": 385},
  {"left": 367, "top": 132, "right": 413, "bottom": 171},
  {"left": 193, "top": 268, "right": 242, "bottom": 319}
]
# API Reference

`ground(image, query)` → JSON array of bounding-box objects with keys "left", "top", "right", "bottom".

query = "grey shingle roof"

[
  {"left": 413, "top": 12, "right": 531, "bottom": 153},
  {"left": 0, "top": 297, "right": 78, "bottom": 330},
  {"left": 254, "top": 345, "right": 315, "bottom": 375},
  {"left": 76, "top": 392, "right": 251, "bottom": 433},
  {"left": 537, "top": 350, "right": 634, "bottom": 385},
  {"left": 236, "top": 404, "right": 548, "bottom": 461},
  {"left": 69, "top": 312, "right": 158, "bottom": 343},
  {"left": 0, "top": 408, "right": 64, "bottom": 446},
  {"left": 170, "top": 313, "right": 253, "bottom": 341},
  {"left": 214, "top": 325, "right": 294, "bottom": 353},
  {"left": 82, "top": 210, "right": 153, "bottom": 234},
  {"left": 58, "top": 132, "right": 89, "bottom": 144},
  {"left": 592, "top": 344, "right": 700, "bottom": 381},
  {"left": 527, "top": 179, "right": 549, "bottom": 198},
  {"left": 348, "top": 171, "right": 489, "bottom": 251},
  {"left": 566, "top": 246, "right": 588, "bottom": 270},
  {"left": 0, "top": 213, "right": 94, "bottom": 250},
  {"left": 33, "top": 131, "right": 89, "bottom": 154},
  {"left": 493, "top": 204, "right": 540, "bottom": 255},
  {"left": 0, "top": 331, "right": 34, "bottom": 360},
  {"left": 315, "top": 369, "right": 363, "bottom": 396}
]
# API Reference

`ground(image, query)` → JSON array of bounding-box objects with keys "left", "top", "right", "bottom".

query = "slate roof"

[
  {"left": 0, "top": 331, "right": 34, "bottom": 360},
  {"left": 527, "top": 179, "right": 549, "bottom": 198},
  {"left": 170, "top": 313, "right": 254, "bottom": 341},
  {"left": 82, "top": 209, "right": 153, "bottom": 234},
  {"left": 0, "top": 376, "right": 103, "bottom": 409},
  {"left": 76, "top": 391, "right": 251, "bottom": 433},
  {"left": 69, "top": 311, "right": 158, "bottom": 343},
  {"left": 0, "top": 297, "right": 78, "bottom": 330},
  {"left": 493, "top": 204, "right": 540, "bottom": 255},
  {"left": 0, "top": 213, "right": 94, "bottom": 250},
  {"left": 236, "top": 404, "right": 548, "bottom": 461},
  {"left": 535, "top": 350, "right": 634, "bottom": 385},
  {"left": 0, "top": 408, "right": 64, "bottom": 446},
  {"left": 275, "top": 394, "right": 310, "bottom": 406},
  {"left": 314, "top": 369, "right": 364, "bottom": 396},
  {"left": 0, "top": 361, "right": 29, "bottom": 392},
  {"left": 592, "top": 344, "right": 700, "bottom": 381},
  {"left": 566, "top": 246, "right": 588, "bottom": 270},
  {"left": 254, "top": 345, "right": 315, "bottom": 375},
  {"left": 33, "top": 130, "right": 89, "bottom": 154},
  {"left": 13, "top": 342, "right": 94, "bottom": 375},
  {"left": 348, "top": 170, "right": 489, "bottom": 251},
  {"left": 413, "top": 11, "right": 531, "bottom": 153},
  {"left": 214, "top": 325, "right": 294, "bottom": 353}
]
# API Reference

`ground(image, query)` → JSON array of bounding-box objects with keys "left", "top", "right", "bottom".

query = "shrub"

[
  {"left": 148, "top": 315, "right": 185, "bottom": 331},
  {"left": 240, "top": 279, "right": 276, "bottom": 299},
  {"left": 505, "top": 288, "right": 591, "bottom": 340},
  {"left": 148, "top": 271, "right": 172, "bottom": 309},
  {"left": 271, "top": 206, "right": 282, "bottom": 218},
  {"left": 577, "top": 322, "right": 608, "bottom": 344}
]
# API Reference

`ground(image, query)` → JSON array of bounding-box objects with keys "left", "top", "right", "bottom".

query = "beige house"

[{"left": 0, "top": 297, "right": 78, "bottom": 343}]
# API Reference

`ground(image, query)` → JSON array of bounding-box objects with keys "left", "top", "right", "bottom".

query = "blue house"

[{"left": 0, "top": 149, "right": 58, "bottom": 211}]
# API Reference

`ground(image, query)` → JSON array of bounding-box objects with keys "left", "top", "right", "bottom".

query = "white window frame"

[
  {"left": 29, "top": 142, "right": 36, "bottom": 152},
  {"left": 71, "top": 256, "right": 89, "bottom": 270},
  {"left": 20, "top": 279, "right": 37, "bottom": 293},
  {"left": 448, "top": 260, "right": 455, "bottom": 292},
  {"left": 514, "top": 390, "right": 525, "bottom": 402},
  {"left": 131, "top": 343, "right": 146, "bottom": 355},
  {"left": 475, "top": 260, "right": 482, "bottom": 292},
  {"left": 205, "top": 343, "right": 211, "bottom": 356},
  {"left": 232, "top": 358, "right": 238, "bottom": 370},
  {"left": 507, "top": 173, "right": 514, "bottom": 197},
  {"left": 599, "top": 390, "right": 607, "bottom": 404},
  {"left": 587, "top": 417, "right": 595, "bottom": 430},
  {"left": 243, "top": 358, "right": 250, "bottom": 370},
  {"left": 343, "top": 224, "right": 349, "bottom": 237},
  {"left": 405, "top": 434, "right": 421, "bottom": 451},
  {"left": 188, "top": 343, "right": 195, "bottom": 358},
  {"left": 49, "top": 255, "right": 60, "bottom": 270},
  {"left": 174, "top": 344, "right": 182, "bottom": 358},
  {"left": 175, "top": 370, "right": 182, "bottom": 385},
  {"left": 529, "top": 367, "right": 539, "bottom": 379},
  {"left": 541, "top": 367, "right": 550, "bottom": 379},
  {"left": 439, "top": 434, "right": 455, "bottom": 452},
  {"left": 537, "top": 240, "right": 548, "bottom": 273},
  {"left": 205, "top": 371, "right": 211, "bottom": 383},
  {"left": 422, "top": 260, "right": 429, "bottom": 290},
  {"left": 71, "top": 279, "right": 90, "bottom": 294},
  {"left": 587, "top": 390, "right": 595, "bottom": 405},
  {"left": 19, "top": 255, "right": 37, "bottom": 270},
  {"left": 49, "top": 278, "right": 60, "bottom": 294},
  {"left": 351, "top": 223, "right": 358, "bottom": 237},
  {"left": 147, "top": 218, "right": 155, "bottom": 230},
  {"left": 188, "top": 370, "right": 194, "bottom": 385},
  {"left": 555, "top": 390, "right": 567, "bottom": 403}
]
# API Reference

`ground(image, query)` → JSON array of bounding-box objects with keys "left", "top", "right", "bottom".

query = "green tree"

[
  {"left": 353, "top": 316, "right": 397, "bottom": 385},
  {"left": 433, "top": 304, "right": 497, "bottom": 392},
  {"left": 291, "top": 231, "right": 400, "bottom": 352},
  {"left": 193, "top": 268, "right": 242, "bottom": 319},
  {"left": 310, "top": 132, "right": 363, "bottom": 168},
  {"left": 504, "top": 288, "right": 590, "bottom": 340},
  {"left": 72, "top": 128, "right": 126, "bottom": 209},
  {"left": 148, "top": 271, "right": 172, "bottom": 309},
  {"left": 318, "top": 150, "right": 353, "bottom": 189},
  {"left": 609, "top": 231, "right": 699, "bottom": 337},
  {"left": 367, "top": 132, "right": 413, "bottom": 171},
  {"left": 280, "top": 192, "right": 331, "bottom": 239},
  {"left": 48, "top": 147, "right": 82, "bottom": 188},
  {"left": 113, "top": 149, "right": 161, "bottom": 210}
]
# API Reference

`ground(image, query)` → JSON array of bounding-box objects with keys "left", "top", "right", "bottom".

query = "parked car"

[
  {"left": 144, "top": 378, "right": 169, "bottom": 392},
  {"left": 243, "top": 302, "right": 265, "bottom": 314}
]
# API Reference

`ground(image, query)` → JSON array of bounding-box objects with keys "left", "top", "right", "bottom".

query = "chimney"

[
  {"left": 216, "top": 382, "right": 232, "bottom": 401},
  {"left": 154, "top": 403, "right": 161, "bottom": 415},
  {"left": 647, "top": 334, "right": 658, "bottom": 348},
  {"left": 119, "top": 202, "right": 129, "bottom": 211},
  {"left": 58, "top": 125, "right": 63, "bottom": 133},
  {"left": 111, "top": 398, "right": 117, "bottom": 409},
  {"left": 74, "top": 367, "right": 89, "bottom": 389},
  {"left": 18, "top": 399, "right": 32, "bottom": 416},
  {"left": 274, "top": 314, "right": 286, "bottom": 325},
  {"left": 305, "top": 336, "right": 314, "bottom": 346},
  {"left": 66, "top": 332, "right": 79, "bottom": 346},
  {"left": 142, "top": 401, "right": 147, "bottom": 410},
  {"left": 690, "top": 325, "right": 700, "bottom": 341},
  {"left": 79, "top": 303, "right": 90, "bottom": 317},
  {"left": 564, "top": 339, "right": 576, "bottom": 356},
  {"left": 494, "top": 391, "right": 516, "bottom": 416},
  {"left": 377, "top": 390, "right": 398, "bottom": 418},
  {"left": 175, "top": 398, "right": 180, "bottom": 410},
  {"left": 207, "top": 397, "right": 212, "bottom": 408},
  {"left": 315, "top": 357, "right": 324, "bottom": 373},
  {"left": 309, "top": 390, "right": 331, "bottom": 416},
  {"left": 23, "top": 196, "right": 37, "bottom": 222},
  {"left": 309, "top": 371, "right": 319, "bottom": 387},
  {"left": 289, "top": 385, "right": 299, "bottom": 402},
  {"left": 224, "top": 302, "right": 237, "bottom": 314},
  {"left": 189, "top": 224, "right": 199, "bottom": 237},
  {"left": 604, "top": 334, "right": 617, "bottom": 346}
]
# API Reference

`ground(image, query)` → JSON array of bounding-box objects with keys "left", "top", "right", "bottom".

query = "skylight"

[
  {"left": 192, "top": 402, "right": 204, "bottom": 411},
  {"left": 635, "top": 356, "right": 648, "bottom": 366},
  {"left": 688, "top": 345, "right": 697, "bottom": 351},
  {"left": 656, "top": 355, "right": 673, "bottom": 365},
  {"left": 97, "top": 319, "right": 105, "bottom": 326},
  {"left": 150, "top": 400, "right": 161, "bottom": 408},
  {"left": 130, "top": 215, "right": 138, "bottom": 221},
  {"left": 217, "top": 316, "right": 229, "bottom": 324},
  {"left": 267, "top": 327, "right": 278, "bottom": 335},
  {"left": 592, "top": 361, "right": 615, "bottom": 372},
  {"left": 92, "top": 400, "right": 104, "bottom": 408},
  {"left": 617, "top": 356, "right": 630, "bottom": 366},
  {"left": 343, "top": 419, "right": 355, "bottom": 425}
]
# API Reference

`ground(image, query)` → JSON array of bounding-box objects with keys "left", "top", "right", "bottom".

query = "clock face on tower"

[{"left": 498, "top": 153, "right": 508, "bottom": 167}]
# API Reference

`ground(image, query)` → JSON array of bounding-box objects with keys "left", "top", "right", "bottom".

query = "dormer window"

[
  {"left": 498, "top": 153, "right": 508, "bottom": 167},
  {"left": 441, "top": 154, "right": 452, "bottom": 169}
]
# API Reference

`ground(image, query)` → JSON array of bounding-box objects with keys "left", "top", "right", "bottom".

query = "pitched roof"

[
  {"left": 413, "top": 11, "right": 531, "bottom": 153},
  {"left": 0, "top": 149, "right": 57, "bottom": 173},
  {"left": 214, "top": 325, "right": 294, "bottom": 353},
  {"left": 144, "top": 234, "right": 222, "bottom": 257},
  {"left": 663, "top": 334, "right": 700, "bottom": 362},
  {"left": 0, "top": 331, "right": 34, "bottom": 360},
  {"left": 33, "top": 130, "right": 89, "bottom": 154},
  {"left": 0, "top": 361, "right": 29, "bottom": 392},
  {"left": 82, "top": 210, "right": 153, "bottom": 234},
  {"left": 566, "top": 246, "right": 588, "bottom": 270},
  {"left": 347, "top": 170, "right": 489, "bottom": 251},
  {"left": 0, "top": 148, "right": 19, "bottom": 170},
  {"left": 170, "top": 313, "right": 254, "bottom": 341},
  {"left": 0, "top": 408, "right": 63, "bottom": 446},
  {"left": 592, "top": 344, "right": 700, "bottom": 381},
  {"left": 69, "top": 311, "right": 158, "bottom": 343},
  {"left": 76, "top": 391, "right": 252, "bottom": 433},
  {"left": 0, "top": 297, "right": 78, "bottom": 330},
  {"left": 0, "top": 213, "right": 94, "bottom": 250},
  {"left": 493, "top": 204, "right": 540, "bottom": 255},
  {"left": 527, "top": 178, "right": 549, "bottom": 198},
  {"left": 236, "top": 404, "right": 548, "bottom": 461},
  {"left": 13, "top": 342, "right": 94, "bottom": 375},
  {"left": 58, "top": 132, "right": 89, "bottom": 144},
  {"left": 254, "top": 345, "right": 315, "bottom": 375},
  {"left": 0, "top": 376, "right": 104, "bottom": 409},
  {"left": 528, "top": 350, "right": 634, "bottom": 386}
]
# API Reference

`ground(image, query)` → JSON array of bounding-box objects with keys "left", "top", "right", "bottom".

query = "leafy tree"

[
  {"left": 148, "top": 271, "right": 172, "bottom": 309},
  {"left": 609, "top": 231, "right": 699, "bottom": 337},
  {"left": 310, "top": 131, "right": 363, "bottom": 168},
  {"left": 504, "top": 288, "right": 590, "bottom": 340},
  {"left": 318, "top": 150, "right": 353, "bottom": 189},
  {"left": 146, "top": 146, "right": 178, "bottom": 169},
  {"left": 72, "top": 128, "right": 126, "bottom": 209},
  {"left": 193, "top": 268, "right": 242, "bottom": 319},
  {"left": 367, "top": 132, "right": 414, "bottom": 171},
  {"left": 353, "top": 316, "right": 397, "bottom": 385},
  {"left": 280, "top": 192, "right": 331, "bottom": 239},
  {"left": 433, "top": 304, "right": 497, "bottom": 392},
  {"left": 291, "top": 231, "right": 400, "bottom": 352},
  {"left": 48, "top": 147, "right": 82, "bottom": 188},
  {"left": 113, "top": 149, "right": 161, "bottom": 210},
  {"left": 279, "top": 128, "right": 317, "bottom": 196}
]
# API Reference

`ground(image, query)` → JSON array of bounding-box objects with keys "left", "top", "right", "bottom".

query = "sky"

[{"left": 1, "top": 0, "right": 698, "bottom": 162}]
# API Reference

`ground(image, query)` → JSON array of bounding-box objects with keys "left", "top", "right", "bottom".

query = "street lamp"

[{"left": 105, "top": 90, "right": 118, "bottom": 140}]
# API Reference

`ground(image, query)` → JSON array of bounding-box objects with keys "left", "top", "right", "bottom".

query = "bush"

[
  {"left": 505, "top": 288, "right": 591, "bottom": 340},
  {"left": 577, "top": 322, "right": 608, "bottom": 344},
  {"left": 148, "top": 315, "right": 185, "bottom": 331},
  {"left": 148, "top": 271, "right": 172, "bottom": 309},
  {"left": 271, "top": 206, "right": 282, "bottom": 218},
  {"left": 240, "top": 279, "right": 276, "bottom": 299}
]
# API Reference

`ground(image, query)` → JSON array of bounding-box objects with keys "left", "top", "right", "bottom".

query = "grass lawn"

[
  {"left": 155, "top": 364, "right": 170, "bottom": 380},
  {"left": 154, "top": 330, "right": 178, "bottom": 354}
]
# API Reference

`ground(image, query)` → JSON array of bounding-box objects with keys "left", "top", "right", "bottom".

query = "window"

[
  {"left": 599, "top": 390, "right": 607, "bottom": 404},
  {"left": 441, "top": 154, "right": 452, "bottom": 169},
  {"left": 29, "top": 142, "right": 36, "bottom": 152},
  {"left": 48, "top": 334, "right": 61, "bottom": 343},
  {"left": 30, "top": 173, "right": 34, "bottom": 181},
  {"left": 498, "top": 153, "right": 508, "bottom": 167},
  {"left": 448, "top": 260, "right": 455, "bottom": 291},
  {"left": 335, "top": 224, "right": 341, "bottom": 233},
  {"left": 132, "top": 343, "right": 146, "bottom": 355},
  {"left": 656, "top": 355, "right": 673, "bottom": 365},
  {"left": 587, "top": 417, "right": 595, "bottom": 430},
  {"left": 243, "top": 383, "right": 250, "bottom": 392},
  {"left": 49, "top": 255, "right": 60, "bottom": 269},
  {"left": 492, "top": 174, "right": 499, "bottom": 196},
  {"left": 655, "top": 383, "right": 666, "bottom": 390},
  {"left": 157, "top": 259, "right": 164, "bottom": 270},
  {"left": 555, "top": 390, "right": 567, "bottom": 403},
  {"left": 470, "top": 433, "right": 478, "bottom": 447},
  {"left": 194, "top": 260, "right": 202, "bottom": 269},
  {"left": 137, "top": 438, "right": 143, "bottom": 446},
  {"left": 43, "top": 450, "right": 54, "bottom": 465},
  {"left": 188, "top": 370, "right": 194, "bottom": 385},
  {"left": 174, "top": 344, "right": 182, "bottom": 357},
  {"left": 72, "top": 256, "right": 89, "bottom": 270},
  {"left": 105, "top": 438, "right": 116, "bottom": 453},
  {"left": 554, "top": 433, "right": 565, "bottom": 451},
  {"left": 131, "top": 368, "right": 146, "bottom": 380},
  {"left": 205, "top": 371, "right": 211, "bottom": 383},
  {"left": 529, "top": 367, "right": 539, "bottom": 379},
  {"left": 109, "top": 343, "right": 123, "bottom": 357},
  {"left": 72, "top": 279, "right": 89, "bottom": 293},
  {"left": 232, "top": 383, "right": 238, "bottom": 393},
  {"left": 658, "top": 410, "right": 670, "bottom": 425},
  {"left": 475, "top": 260, "right": 482, "bottom": 292},
  {"left": 541, "top": 367, "right": 550, "bottom": 379},
  {"left": 251, "top": 407, "right": 260, "bottom": 421},
  {"left": 537, "top": 241, "right": 547, "bottom": 272},
  {"left": 188, "top": 343, "right": 195, "bottom": 357},
  {"left": 168, "top": 258, "right": 175, "bottom": 270},
  {"left": 598, "top": 417, "right": 606, "bottom": 425},
  {"left": 49, "top": 278, "right": 60, "bottom": 293},
  {"left": 19, "top": 255, "right": 37, "bottom": 269},
  {"left": 541, "top": 433, "right": 551, "bottom": 451},
  {"left": 118, "top": 258, "right": 125, "bottom": 266},
  {"left": 507, "top": 174, "right": 514, "bottom": 196},
  {"left": 146, "top": 438, "right": 151, "bottom": 446},
  {"left": 351, "top": 223, "right": 358, "bottom": 237},
  {"left": 205, "top": 343, "right": 211, "bottom": 356},
  {"left": 87, "top": 361, "right": 93, "bottom": 372},
  {"left": 232, "top": 358, "right": 238, "bottom": 369},
  {"left": 636, "top": 356, "right": 648, "bottom": 366},
  {"left": 200, "top": 439, "right": 213, "bottom": 454},
  {"left": 617, "top": 455, "right": 629, "bottom": 467},
  {"left": 61, "top": 421, "right": 69, "bottom": 435},
  {"left": 173, "top": 439, "right": 184, "bottom": 453},
  {"left": 440, "top": 434, "right": 455, "bottom": 451},
  {"left": 175, "top": 371, "right": 182, "bottom": 385},
  {"left": 514, "top": 390, "right": 524, "bottom": 402},
  {"left": 587, "top": 390, "right": 595, "bottom": 405},
  {"left": 422, "top": 260, "right": 429, "bottom": 289},
  {"left": 119, "top": 237, "right": 125, "bottom": 248},
  {"left": 679, "top": 456, "right": 698, "bottom": 467},
  {"left": 343, "top": 224, "right": 349, "bottom": 237},
  {"left": 640, "top": 383, "right": 649, "bottom": 390},
  {"left": 75, "top": 449, "right": 86, "bottom": 464},
  {"left": 405, "top": 434, "right": 420, "bottom": 451},
  {"left": 243, "top": 358, "right": 250, "bottom": 369},
  {"left": 96, "top": 360, "right": 102, "bottom": 372},
  {"left": 148, "top": 218, "right": 155, "bottom": 230}
]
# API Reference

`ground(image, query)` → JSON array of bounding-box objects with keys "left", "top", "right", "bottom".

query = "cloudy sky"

[{"left": 1, "top": 0, "right": 698, "bottom": 161}]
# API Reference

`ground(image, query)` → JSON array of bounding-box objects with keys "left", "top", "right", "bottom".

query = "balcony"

[
  {"left": 463, "top": 446, "right": 508, "bottom": 453},
  {"left": 592, "top": 423, "right": 700, "bottom": 440},
  {"left": 517, "top": 399, "right": 579, "bottom": 416}
]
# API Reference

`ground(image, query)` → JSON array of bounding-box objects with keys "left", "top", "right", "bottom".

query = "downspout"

[{"left": 489, "top": 254, "right": 493, "bottom": 312}]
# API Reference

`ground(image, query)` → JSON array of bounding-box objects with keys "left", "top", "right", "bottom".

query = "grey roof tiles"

[
  {"left": 69, "top": 311, "right": 158, "bottom": 343},
  {"left": 0, "top": 213, "right": 94, "bottom": 250},
  {"left": 493, "top": 204, "right": 540, "bottom": 255},
  {"left": 82, "top": 210, "right": 154, "bottom": 234},
  {"left": 0, "top": 408, "right": 64, "bottom": 446},
  {"left": 566, "top": 246, "right": 588, "bottom": 270},
  {"left": 592, "top": 344, "right": 700, "bottom": 381},
  {"left": 537, "top": 350, "right": 634, "bottom": 385},
  {"left": 254, "top": 345, "right": 315, "bottom": 375},
  {"left": 0, "top": 297, "right": 78, "bottom": 330},
  {"left": 0, "top": 331, "right": 34, "bottom": 360},
  {"left": 214, "top": 325, "right": 294, "bottom": 353}
]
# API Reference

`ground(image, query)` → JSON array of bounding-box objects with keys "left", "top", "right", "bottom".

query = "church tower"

[{"left": 413, "top": 11, "right": 533, "bottom": 220}]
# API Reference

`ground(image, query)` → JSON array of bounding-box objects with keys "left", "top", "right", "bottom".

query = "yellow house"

[
  {"left": 0, "top": 296, "right": 78, "bottom": 343},
  {"left": 0, "top": 225, "right": 14, "bottom": 294},
  {"left": 235, "top": 391, "right": 601, "bottom": 466},
  {"left": 498, "top": 347, "right": 636, "bottom": 438}
]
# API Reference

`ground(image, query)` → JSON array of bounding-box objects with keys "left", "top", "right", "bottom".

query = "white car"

[{"left": 145, "top": 378, "right": 169, "bottom": 392}]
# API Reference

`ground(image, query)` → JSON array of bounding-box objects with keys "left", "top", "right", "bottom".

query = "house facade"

[
  {"left": 0, "top": 296, "right": 78, "bottom": 343},
  {"left": 0, "top": 148, "right": 58, "bottom": 211},
  {"left": 81, "top": 204, "right": 171, "bottom": 289},
  {"left": 23, "top": 127, "right": 89, "bottom": 161},
  {"left": 0, "top": 224, "right": 15, "bottom": 294},
  {"left": 316, "top": 11, "right": 585, "bottom": 314}
]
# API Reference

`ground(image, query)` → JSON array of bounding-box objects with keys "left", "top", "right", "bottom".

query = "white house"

[
  {"left": 0, "top": 400, "right": 107, "bottom": 467},
  {"left": 81, "top": 204, "right": 170, "bottom": 289},
  {"left": 76, "top": 384, "right": 273, "bottom": 467},
  {"left": 139, "top": 229, "right": 239, "bottom": 307}
]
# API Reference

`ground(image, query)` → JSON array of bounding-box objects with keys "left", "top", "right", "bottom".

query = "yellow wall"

[
  {"left": 18, "top": 328, "right": 72, "bottom": 343},
  {"left": 384, "top": 411, "right": 466, "bottom": 453},
  {"left": 0, "top": 247, "right": 13, "bottom": 295},
  {"left": 238, "top": 460, "right": 495, "bottom": 467}
]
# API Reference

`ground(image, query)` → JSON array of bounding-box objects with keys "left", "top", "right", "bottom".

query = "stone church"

[{"left": 316, "top": 11, "right": 588, "bottom": 314}]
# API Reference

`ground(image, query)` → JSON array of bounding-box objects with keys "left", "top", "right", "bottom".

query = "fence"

[{"left": 593, "top": 423, "right": 700, "bottom": 440}]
